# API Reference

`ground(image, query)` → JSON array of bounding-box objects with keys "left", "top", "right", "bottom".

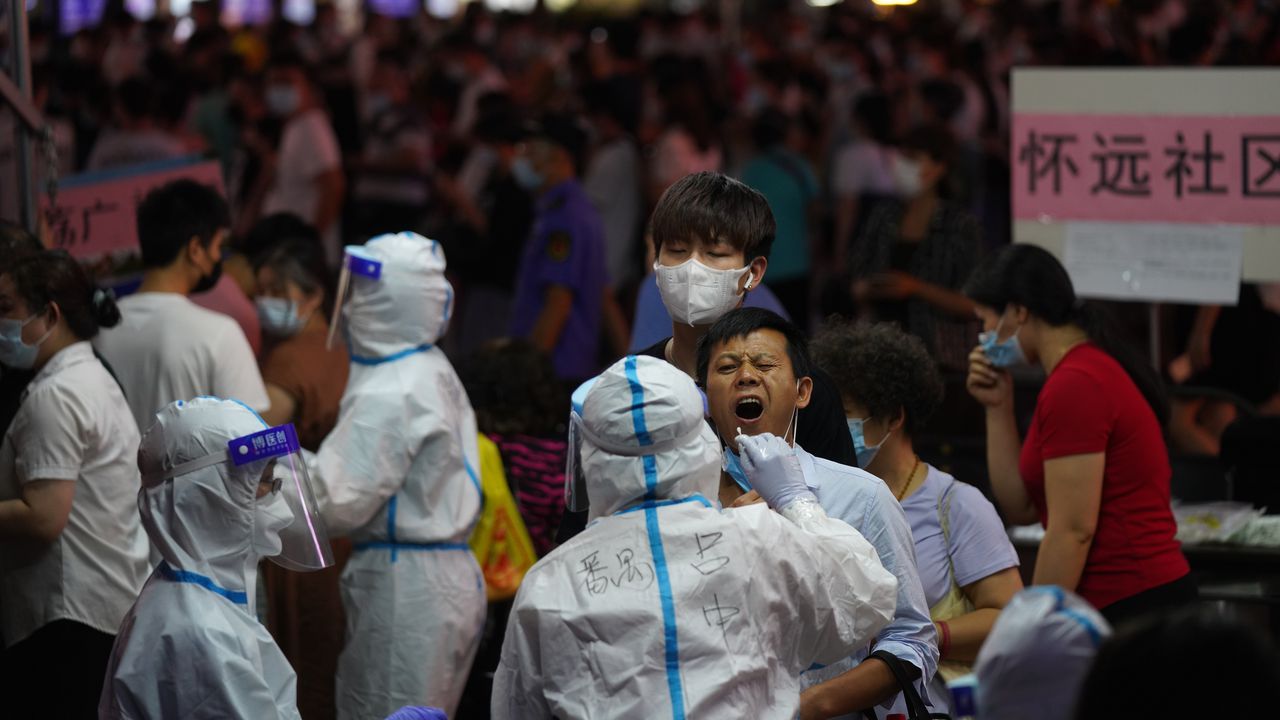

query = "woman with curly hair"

[{"left": 812, "top": 321, "right": 1023, "bottom": 699}]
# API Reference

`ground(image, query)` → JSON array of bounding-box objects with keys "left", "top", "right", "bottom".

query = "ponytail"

[
  {"left": 1074, "top": 301, "right": 1169, "bottom": 427},
  {"left": 8, "top": 250, "right": 119, "bottom": 341}
]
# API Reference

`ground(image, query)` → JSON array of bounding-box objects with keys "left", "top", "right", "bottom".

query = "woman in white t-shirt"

[{"left": 0, "top": 250, "right": 150, "bottom": 718}]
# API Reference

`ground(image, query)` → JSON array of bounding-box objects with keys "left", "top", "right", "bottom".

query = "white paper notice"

[{"left": 1063, "top": 222, "right": 1244, "bottom": 305}]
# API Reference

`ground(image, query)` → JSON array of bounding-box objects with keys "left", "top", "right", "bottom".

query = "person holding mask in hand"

[{"left": 964, "top": 244, "right": 1191, "bottom": 626}]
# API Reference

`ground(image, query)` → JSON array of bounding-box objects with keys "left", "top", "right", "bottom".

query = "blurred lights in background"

[{"left": 871, "top": 0, "right": 919, "bottom": 5}]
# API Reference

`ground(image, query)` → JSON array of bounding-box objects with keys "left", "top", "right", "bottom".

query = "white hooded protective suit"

[
  {"left": 311, "top": 232, "right": 485, "bottom": 720},
  {"left": 972, "top": 586, "right": 1111, "bottom": 720},
  {"left": 492, "top": 355, "right": 897, "bottom": 720},
  {"left": 99, "top": 397, "right": 301, "bottom": 720}
]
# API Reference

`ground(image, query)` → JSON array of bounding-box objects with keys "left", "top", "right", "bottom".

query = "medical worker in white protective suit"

[
  {"left": 310, "top": 231, "right": 485, "bottom": 719},
  {"left": 99, "top": 397, "right": 335, "bottom": 719},
  {"left": 492, "top": 355, "right": 898, "bottom": 719}
]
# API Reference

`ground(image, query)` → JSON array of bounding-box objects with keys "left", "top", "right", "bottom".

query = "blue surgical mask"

[
  {"left": 979, "top": 319, "right": 1028, "bottom": 368},
  {"left": 847, "top": 417, "right": 889, "bottom": 470},
  {"left": 256, "top": 297, "right": 307, "bottom": 337},
  {"left": 511, "top": 156, "right": 544, "bottom": 191},
  {"left": 0, "top": 315, "right": 52, "bottom": 370},
  {"left": 722, "top": 447, "right": 751, "bottom": 493}
]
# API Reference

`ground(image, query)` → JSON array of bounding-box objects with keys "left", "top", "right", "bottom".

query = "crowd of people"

[{"left": 4, "top": 0, "right": 1280, "bottom": 719}]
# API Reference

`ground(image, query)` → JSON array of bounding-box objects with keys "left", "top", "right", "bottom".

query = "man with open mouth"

[{"left": 698, "top": 307, "right": 941, "bottom": 720}]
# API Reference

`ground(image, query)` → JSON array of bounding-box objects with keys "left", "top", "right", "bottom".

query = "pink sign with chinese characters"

[
  {"left": 1012, "top": 113, "right": 1280, "bottom": 224},
  {"left": 40, "top": 158, "right": 224, "bottom": 263}
]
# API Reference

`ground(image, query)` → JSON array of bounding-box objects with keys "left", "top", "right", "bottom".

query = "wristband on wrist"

[{"left": 937, "top": 620, "right": 951, "bottom": 660}]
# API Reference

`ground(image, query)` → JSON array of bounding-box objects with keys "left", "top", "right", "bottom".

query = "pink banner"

[
  {"left": 40, "top": 159, "right": 224, "bottom": 264},
  {"left": 1012, "top": 113, "right": 1280, "bottom": 224}
]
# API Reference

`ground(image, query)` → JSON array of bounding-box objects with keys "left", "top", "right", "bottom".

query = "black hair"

[
  {"left": 964, "top": 244, "right": 1169, "bottom": 425},
  {"left": 116, "top": 75, "right": 153, "bottom": 120},
  {"left": 900, "top": 123, "right": 956, "bottom": 167},
  {"left": 6, "top": 250, "right": 120, "bottom": 340},
  {"left": 1075, "top": 610, "right": 1280, "bottom": 720},
  {"left": 650, "top": 171, "right": 776, "bottom": 263},
  {"left": 0, "top": 221, "right": 43, "bottom": 267},
  {"left": 853, "top": 91, "right": 893, "bottom": 146},
  {"left": 583, "top": 80, "right": 639, "bottom": 137},
  {"left": 136, "top": 179, "right": 231, "bottom": 269},
  {"left": 918, "top": 77, "right": 966, "bottom": 124},
  {"left": 812, "top": 321, "right": 944, "bottom": 437},
  {"left": 751, "top": 106, "right": 791, "bottom": 151},
  {"left": 240, "top": 212, "right": 320, "bottom": 261},
  {"left": 252, "top": 235, "right": 334, "bottom": 317},
  {"left": 696, "top": 308, "right": 812, "bottom": 387},
  {"left": 459, "top": 339, "right": 568, "bottom": 437},
  {"left": 530, "top": 113, "right": 589, "bottom": 176}
]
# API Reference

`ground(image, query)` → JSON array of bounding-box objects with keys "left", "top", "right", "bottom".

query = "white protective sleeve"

[
  {"left": 776, "top": 496, "right": 899, "bottom": 668},
  {"left": 309, "top": 391, "right": 419, "bottom": 536}
]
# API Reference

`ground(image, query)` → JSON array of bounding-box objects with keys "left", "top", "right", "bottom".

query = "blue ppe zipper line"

[
  {"left": 387, "top": 495, "right": 399, "bottom": 563},
  {"left": 622, "top": 355, "right": 686, "bottom": 719}
]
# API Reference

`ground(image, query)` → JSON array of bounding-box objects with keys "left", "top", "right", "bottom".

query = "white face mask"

[
  {"left": 893, "top": 155, "right": 924, "bottom": 198},
  {"left": 653, "top": 258, "right": 753, "bottom": 327}
]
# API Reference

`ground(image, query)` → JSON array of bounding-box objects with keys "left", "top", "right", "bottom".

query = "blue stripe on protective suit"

[
  {"left": 622, "top": 355, "right": 686, "bottom": 719},
  {"left": 349, "top": 343, "right": 434, "bottom": 366},
  {"left": 1030, "top": 586, "right": 1104, "bottom": 647},
  {"left": 157, "top": 561, "right": 248, "bottom": 605},
  {"left": 387, "top": 495, "right": 399, "bottom": 562},
  {"left": 616, "top": 495, "right": 714, "bottom": 515}
]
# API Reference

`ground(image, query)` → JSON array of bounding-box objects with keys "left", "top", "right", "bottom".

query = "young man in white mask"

[
  {"left": 637, "top": 171, "right": 857, "bottom": 468},
  {"left": 698, "top": 307, "right": 940, "bottom": 720}
]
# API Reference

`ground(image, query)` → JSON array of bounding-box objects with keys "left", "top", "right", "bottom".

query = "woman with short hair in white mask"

[
  {"left": 253, "top": 234, "right": 352, "bottom": 720},
  {"left": 253, "top": 234, "right": 349, "bottom": 451},
  {"left": 848, "top": 124, "right": 983, "bottom": 371},
  {"left": 0, "top": 250, "right": 149, "bottom": 718}
]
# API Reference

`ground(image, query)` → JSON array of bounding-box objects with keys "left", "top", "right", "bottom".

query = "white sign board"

[
  {"left": 1013, "top": 68, "right": 1280, "bottom": 302},
  {"left": 1064, "top": 222, "right": 1243, "bottom": 305}
]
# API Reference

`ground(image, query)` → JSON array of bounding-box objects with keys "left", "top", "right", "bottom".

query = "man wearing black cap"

[{"left": 508, "top": 114, "right": 628, "bottom": 385}]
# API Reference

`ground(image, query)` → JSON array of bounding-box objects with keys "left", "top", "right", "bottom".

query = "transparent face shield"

[
  {"left": 564, "top": 378, "right": 597, "bottom": 513},
  {"left": 326, "top": 247, "right": 384, "bottom": 351},
  {"left": 147, "top": 423, "right": 334, "bottom": 571},
  {"left": 231, "top": 424, "right": 334, "bottom": 571}
]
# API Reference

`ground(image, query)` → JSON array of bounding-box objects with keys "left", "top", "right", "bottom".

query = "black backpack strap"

[{"left": 867, "top": 650, "right": 940, "bottom": 720}]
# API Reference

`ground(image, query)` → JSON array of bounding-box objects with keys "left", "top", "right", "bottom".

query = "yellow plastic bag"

[{"left": 469, "top": 434, "right": 538, "bottom": 601}]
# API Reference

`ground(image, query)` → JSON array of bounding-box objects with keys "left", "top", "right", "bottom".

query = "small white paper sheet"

[{"left": 1063, "top": 222, "right": 1244, "bottom": 305}]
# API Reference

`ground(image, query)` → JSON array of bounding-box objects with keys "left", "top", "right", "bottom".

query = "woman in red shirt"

[{"left": 964, "top": 244, "right": 1192, "bottom": 624}]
